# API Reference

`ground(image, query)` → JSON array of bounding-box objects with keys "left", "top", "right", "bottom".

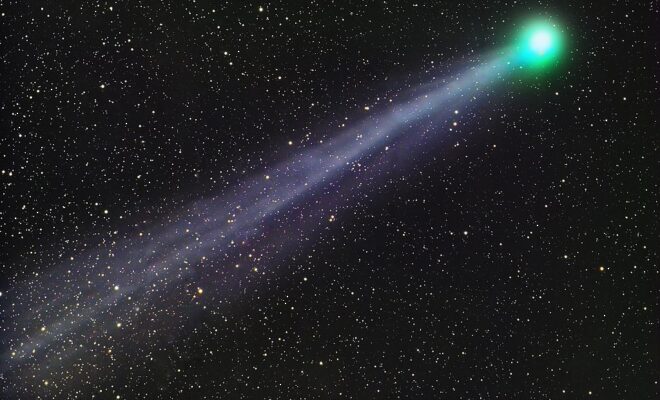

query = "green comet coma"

[{"left": 515, "top": 21, "right": 564, "bottom": 69}]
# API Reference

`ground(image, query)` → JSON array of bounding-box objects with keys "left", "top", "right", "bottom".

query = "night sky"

[{"left": 1, "top": 1, "right": 658, "bottom": 399}]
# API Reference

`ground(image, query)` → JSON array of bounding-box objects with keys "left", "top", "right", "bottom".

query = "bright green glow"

[
  {"left": 530, "top": 30, "right": 553, "bottom": 55},
  {"left": 515, "top": 21, "right": 564, "bottom": 69}
]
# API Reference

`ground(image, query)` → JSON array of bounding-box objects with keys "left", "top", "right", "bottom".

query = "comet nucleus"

[{"left": 515, "top": 20, "right": 564, "bottom": 69}]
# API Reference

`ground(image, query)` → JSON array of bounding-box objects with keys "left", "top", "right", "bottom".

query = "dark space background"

[{"left": 1, "top": 0, "right": 657, "bottom": 399}]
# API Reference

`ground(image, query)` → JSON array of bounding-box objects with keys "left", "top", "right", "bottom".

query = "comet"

[{"left": 1, "top": 20, "right": 565, "bottom": 397}]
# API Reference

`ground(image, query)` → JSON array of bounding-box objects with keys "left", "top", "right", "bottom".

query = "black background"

[{"left": 1, "top": 0, "right": 657, "bottom": 398}]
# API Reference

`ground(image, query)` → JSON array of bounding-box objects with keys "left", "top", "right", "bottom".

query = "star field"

[{"left": 1, "top": 1, "right": 658, "bottom": 399}]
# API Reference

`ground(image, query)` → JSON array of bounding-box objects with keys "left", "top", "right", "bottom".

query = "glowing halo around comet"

[{"left": 514, "top": 20, "right": 565, "bottom": 70}]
